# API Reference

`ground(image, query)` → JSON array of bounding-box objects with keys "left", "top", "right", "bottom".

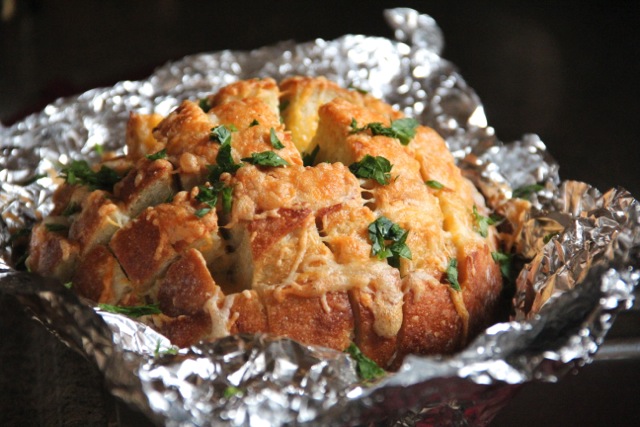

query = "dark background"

[{"left": 1, "top": 1, "right": 639, "bottom": 426}]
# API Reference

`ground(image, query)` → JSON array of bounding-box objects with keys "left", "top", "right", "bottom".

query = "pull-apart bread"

[{"left": 27, "top": 76, "right": 503, "bottom": 368}]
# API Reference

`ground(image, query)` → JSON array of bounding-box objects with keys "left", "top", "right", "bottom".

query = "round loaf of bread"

[{"left": 27, "top": 77, "right": 503, "bottom": 368}]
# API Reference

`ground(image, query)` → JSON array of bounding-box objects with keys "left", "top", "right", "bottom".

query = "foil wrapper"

[{"left": 1, "top": 8, "right": 638, "bottom": 426}]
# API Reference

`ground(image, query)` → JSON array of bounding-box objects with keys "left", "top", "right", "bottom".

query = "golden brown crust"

[
  {"left": 153, "top": 312, "right": 213, "bottom": 349},
  {"left": 395, "top": 272, "right": 464, "bottom": 363},
  {"left": 72, "top": 244, "right": 131, "bottom": 303},
  {"left": 211, "top": 77, "right": 280, "bottom": 115},
  {"left": 211, "top": 97, "right": 280, "bottom": 130},
  {"left": 280, "top": 76, "right": 402, "bottom": 154},
  {"left": 228, "top": 290, "right": 268, "bottom": 335},
  {"left": 263, "top": 290, "right": 354, "bottom": 351},
  {"left": 157, "top": 248, "right": 218, "bottom": 317},
  {"left": 114, "top": 158, "right": 177, "bottom": 218},
  {"left": 349, "top": 287, "right": 397, "bottom": 368},
  {"left": 30, "top": 76, "right": 504, "bottom": 367},
  {"left": 26, "top": 222, "right": 79, "bottom": 282},
  {"left": 68, "top": 190, "right": 127, "bottom": 255},
  {"left": 125, "top": 112, "right": 164, "bottom": 161}
]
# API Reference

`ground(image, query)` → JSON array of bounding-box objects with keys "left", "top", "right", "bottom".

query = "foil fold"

[{"left": 1, "top": 8, "right": 638, "bottom": 427}]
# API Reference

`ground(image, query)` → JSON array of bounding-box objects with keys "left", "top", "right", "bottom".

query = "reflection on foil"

[{"left": 0, "top": 7, "right": 638, "bottom": 427}]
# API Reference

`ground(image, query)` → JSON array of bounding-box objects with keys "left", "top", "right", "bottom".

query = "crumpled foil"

[{"left": 1, "top": 7, "right": 638, "bottom": 427}]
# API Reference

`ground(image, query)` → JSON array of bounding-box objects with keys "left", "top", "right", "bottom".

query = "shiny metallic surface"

[{"left": 0, "top": 8, "right": 638, "bottom": 426}]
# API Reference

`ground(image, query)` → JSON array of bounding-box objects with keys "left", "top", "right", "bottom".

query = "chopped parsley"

[
  {"left": 242, "top": 151, "right": 289, "bottom": 167},
  {"left": 195, "top": 182, "right": 233, "bottom": 215},
  {"left": 208, "top": 141, "right": 242, "bottom": 182},
  {"left": 94, "top": 144, "right": 104, "bottom": 155},
  {"left": 446, "top": 258, "right": 461, "bottom": 291},
  {"left": 209, "top": 124, "right": 234, "bottom": 145},
  {"left": 349, "top": 155, "right": 393, "bottom": 185},
  {"left": 61, "top": 160, "right": 122, "bottom": 192},
  {"left": 345, "top": 343, "right": 385, "bottom": 381},
  {"left": 61, "top": 202, "right": 81, "bottom": 216},
  {"left": 269, "top": 127, "right": 285, "bottom": 149},
  {"left": 350, "top": 117, "right": 419, "bottom": 145},
  {"left": 194, "top": 207, "right": 212, "bottom": 218},
  {"left": 302, "top": 145, "right": 320, "bottom": 167},
  {"left": 154, "top": 339, "right": 179, "bottom": 358},
  {"left": 472, "top": 205, "right": 502, "bottom": 238},
  {"left": 223, "top": 386, "right": 243, "bottom": 398},
  {"left": 199, "top": 98, "right": 212, "bottom": 113},
  {"left": 45, "top": 223, "right": 69, "bottom": 234},
  {"left": 98, "top": 303, "right": 161, "bottom": 317},
  {"left": 21, "top": 173, "right": 47, "bottom": 186},
  {"left": 368, "top": 216, "right": 412, "bottom": 268},
  {"left": 279, "top": 99, "right": 290, "bottom": 112},
  {"left": 196, "top": 184, "right": 221, "bottom": 207},
  {"left": 425, "top": 180, "right": 445, "bottom": 190},
  {"left": 63, "top": 281, "right": 73, "bottom": 289},
  {"left": 146, "top": 148, "right": 167, "bottom": 160},
  {"left": 491, "top": 251, "right": 513, "bottom": 281},
  {"left": 221, "top": 186, "right": 233, "bottom": 214},
  {"left": 348, "top": 83, "right": 368, "bottom": 94},
  {"left": 512, "top": 184, "right": 544, "bottom": 199},
  {"left": 543, "top": 232, "right": 560, "bottom": 244},
  {"left": 249, "top": 119, "right": 260, "bottom": 127},
  {"left": 200, "top": 132, "right": 241, "bottom": 217}
]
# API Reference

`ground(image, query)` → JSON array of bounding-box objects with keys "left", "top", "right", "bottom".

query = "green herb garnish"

[
  {"left": 21, "top": 173, "right": 47, "bottom": 186},
  {"left": 98, "top": 303, "right": 161, "bottom": 317},
  {"left": 195, "top": 182, "right": 233, "bottom": 215},
  {"left": 209, "top": 125, "right": 234, "bottom": 145},
  {"left": 63, "top": 282, "right": 73, "bottom": 289},
  {"left": 425, "top": 180, "right": 445, "bottom": 190},
  {"left": 45, "top": 223, "right": 69, "bottom": 234},
  {"left": 199, "top": 98, "right": 212, "bottom": 113},
  {"left": 269, "top": 127, "right": 285, "bottom": 149},
  {"left": 194, "top": 207, "right": 212, "bottom": 218},
  {"left": 472, "top": 205, "right": 502, "bottom": 238},
  {"left": 543, "top": 232, "right": 560, "bottom": 244},
  {"left": 368, "top": 216, "right": 412, "bottom": 268},
  {"left": 196, "top": 184, "right": 221, "bottom": 207},
  {"left": 60, "top": 160, "right": 122, "bottom": 192},
  {"left": 350, "top": 117, "right": 419, "bottom": 145},
  {"left": 208, "top": 141, "right": 242, "bottom": 182},
  {"left": 94, "top": 144, "right": 104, "bottom": 155},
  {"left": 146, "top": 148, "right": 167, "bottom": 160},
  {"left": 349, "top": 155, "right": 393, "bottom": 185},
  {"left": 512, "top": 184, "right": 544, "bottom": 199},
  {"left": 279, "top": 99, "right": 290, "bottom": 112},
  {"left": 223, "top": 386, "right": 243, "bottom": 399},
  {"left": 221, "top": 186, "right": 233, "bottom": 214},
  {"left": 61, "top": 202, "right": 81, "bottom": 216},
  {"left": 249, "top": 119, "right": 260, "bottom": 127},
  {"left": 491, "top": 251, "right": 513, "bottom": 281},
  {"left": 154, "top": 339, "right": 179, "bottom": 358},
  {"left": 446, "top": 258, "right": 461, "bottom": 291},
  {"left": 242, "top": 151, "right": 289, "bottom": 167},
  {"left": 348, "top": 84, "right": 368, "bottom": 94},
  {"left": 345, "top": 343, "right": 385, "bottom": 381},
  {"left": 302, "top": 145, "right": 320, "bottom": 167}
]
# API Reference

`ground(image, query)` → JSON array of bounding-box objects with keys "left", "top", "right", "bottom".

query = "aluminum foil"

[{"left": 1, "top": 8, "right": 638, "bottom": 427}]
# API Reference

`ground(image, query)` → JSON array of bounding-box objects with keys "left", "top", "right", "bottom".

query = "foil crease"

[{"left": 0, "top": 8, "right": 638, "bottom": 427}]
